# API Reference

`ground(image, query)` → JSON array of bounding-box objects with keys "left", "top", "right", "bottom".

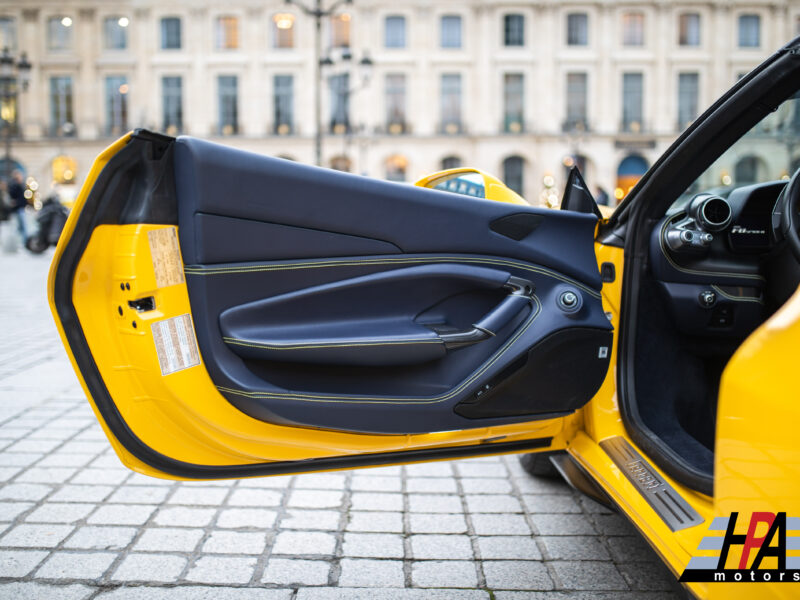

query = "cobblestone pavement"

[{"left": 0, "top": 245, "right": 683, "bottom": 599}]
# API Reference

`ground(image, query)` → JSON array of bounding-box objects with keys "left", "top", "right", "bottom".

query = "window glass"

[
  {"left": 104, "top": 16, "right": 129, "bottom": 50},
  {"left": 567, "top": 13, "right": 588, "bottom": 46},
  {"left": 680, "top": 92, "right": 800, "bottom": 202},
  {"left": 105, "top": 75, "right": 128, "bottom": 136},
  {"left": 216, "top": 16, "right": 239, "bottom": 50},
  {"left": 331, "top": 13, "right": 350, "bottom": 48},
  {"left": 622, "top": 72, "right": 644, "bottom": 132},
  {"left": 441, "top": 15, "right": 462, "bottom": 49},
  {"left": 678, "top": 13, "right": 700, "bottom": 46},
  {"left": 565, "top": 72, "right": 587, "bottom": 130},
  {"left": 50, "top": 76, "right": 74, "bottom": 136},
  {"left": 161, "top": 17, "right": 181, "bottom": 50},
  {"left": 0, "top": 17, "right": 17, "bottom": 51},
  {"left": 440, "top": 73, "right": 462, "bottom": 133},
  {"left": 677, "top": 72, "right": 699, "bottom": 130},
  {"left": 218, "top": 75, "right": 238, "bottom": 134},
  {"left": 162, "top": 76, "right": 182, "bottom": 135},
  {"left": 738, "top": 14, "right": 760, "bottom": 47},
  {"left": 385, "top": 73, "right": 406, "bottom": 133},
  {"left": 503, "top": 156, "right": 524, "bottom": 195},
  {"left": 622, "top": 12, "right": 644, "bottom": 46},
  {"left": 329, "top": 73, "right": 350, "bottom": 133},
  {"left": 273, "top": 14, "right": 295, "bottom": 48},
  {"left": 503, "top": 73, "right": 524, "bottom": 133},
  {"left": 48, "top": 16, "right": 73, "bottom": 51},
  {"left": 385, "top": 16, "right": 405, "bottom": 48},
  {"left": 274, "top": 75, "right": 294, "bottom": 134},
  {"left": 504, "top": 14, "right": 524, "bottom": 47}
]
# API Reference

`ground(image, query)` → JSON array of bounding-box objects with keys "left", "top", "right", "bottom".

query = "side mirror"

[{"left": 415, "top": 168, "right": 528, "bottom": 205}]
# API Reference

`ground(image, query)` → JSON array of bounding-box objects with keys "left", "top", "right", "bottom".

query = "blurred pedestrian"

[{"left": 8, "top": 170, "right": 28, "bottom": 243}]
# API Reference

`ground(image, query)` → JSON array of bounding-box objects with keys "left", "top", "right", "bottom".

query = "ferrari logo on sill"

[{"left": 680, "top": 512, "right": 800, "bottom": 583}]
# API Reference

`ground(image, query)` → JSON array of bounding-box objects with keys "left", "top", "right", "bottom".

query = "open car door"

[{"left": 48, "top": 131, "right": 612, "bottom": 480}]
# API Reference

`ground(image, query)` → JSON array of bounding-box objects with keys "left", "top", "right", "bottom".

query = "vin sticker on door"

[
  {"left": 148, "top": 227, "right": 185, "bottom": 288},
  {"left": 152, "top": 314, "right": 201, "bottom": 376}
]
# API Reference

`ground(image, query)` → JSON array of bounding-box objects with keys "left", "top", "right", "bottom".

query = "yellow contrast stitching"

[
  {"left": 658, "top": 217, "right": 765, "bottom": 281},
  {"left": 710, "top": 285, "right": 764, "bottom": 305},
  {"left": 217, "top": 295, "right": 542, "bottom": 405},
  {"left": 223, "top": 337, "right": 442, "bottom": 350},
  {"left": 185, "top": 256, "right": 601, "bottom": 299}
]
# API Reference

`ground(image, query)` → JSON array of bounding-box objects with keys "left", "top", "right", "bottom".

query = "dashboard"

[{"left": 649, "top": 180, "right": 787, "bottom": 339}]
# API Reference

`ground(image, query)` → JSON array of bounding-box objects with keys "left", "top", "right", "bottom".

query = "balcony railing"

[
  {"left": 502, "top": 117, "right": 525, "bottom": 134},
  {"left": 561, "top": 118, "right": 590, "bottom": 133},
  {"left": 438, "top": 121, "right": 465, "bottom": 135}
]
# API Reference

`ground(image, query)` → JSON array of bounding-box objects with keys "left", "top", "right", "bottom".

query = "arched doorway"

[
  {"left": 330, "top": 155, "right": 351, "bottom": 172},
  {"left": 616, "top": 154, "right": 648, "bottom": 201},
  {"left": 385, "top": 154, "right": 407, "bottom": 182},
  {"left": 502, "top": 155, "right": 525, "bottom": 195},
  {"left": 734, "top": 155, "right": 763, "bottom": 185},
  {"left": 441, "top": 155, "right": 462, "bottom": 170}
]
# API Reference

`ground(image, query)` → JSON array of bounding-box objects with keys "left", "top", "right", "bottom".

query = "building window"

[
  {"left": 216, "top": 16, "right": 239, "bottom": 50},
  {"left": 622, "top": 72, "right": 644, "bottom": 132},
  {"left": 273, "top": 75, "right": 294, "bottom": 135},
  {"left": 440, "top": 73, "right": 462, "bottom": 133},
  {"left": 385, "top": 73, "right": 406, "bottom": 133},
  {"left": 567, "top": 13, "right": 588, "bottom": 46},
  {"left": 442, "top": 156, "right": 462, "bottom": 170},
  {"left": 331, "top": 13, "right": 350, "bottom": 48},
  {"left": 385, "top": 155, "right": 407, "bottom": 182},
  {"left": 622, "top": 12, "right": 644, "bottom": 46},
  {"left": 161, "top": 17, "right": 181, "bottom": 50},
  {"left": 565, "top": 72, "right": 588, "bottom": 130},
  {"left": 678, "top": 13, "right": 700, "bottom": 46},
  {"left": 0, "top": 17, "right": 17, "bottom": 51},
  {"left": 502, "top": 156, "right": 524, "bottom": 195},
  {"left": 329, "top": 73, "right": 350, "bottom": 133},
  {"left": 504, "top": 14, "right": 524, "bottom": 47},
  {"left": 735, "top": 156, "right": 760, "bottom": 184},
  {"left": 162, "top": 76, "right": 182, "bottom": 135},
  {"left": 738, "top": 14, "right": 760, "bottom": 48},
  {"left": 104, "top": 16, "right": 129, "bottom": 50},
  {"left": 441, "top": 15, "right": 462, "bottom": 49},
  {"left": 273, "top": 14, "right": 295, "bottom": 48},
  {"left": 677, "top": 72, "right": 699, "bottom": 130},
  {"left": 50, "top": 76, "right": 74, "bottom": 136},
  {"left": 218, "top": 75, "right": 238, "bottom": 135},
  {"left": 385, "top": 15, "right": 406, "bottom": 48},
  {"left": 503, "top": 73, "right": 524, "bottom": 133},
  {"left": 48, "top": 16, "right": 73, "bottom": 51},
  {"left": 105, "top": 75, "right": 128, "bottom": 136}
]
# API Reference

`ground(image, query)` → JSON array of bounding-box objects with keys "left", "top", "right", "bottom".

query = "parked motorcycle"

[{"left": 26, "top": 196, "right": 68, "bottom": 254}]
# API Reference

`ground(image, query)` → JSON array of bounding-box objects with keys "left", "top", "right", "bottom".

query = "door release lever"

[{"left": 439, "top": 276, "right": 534, "bottom": 350}]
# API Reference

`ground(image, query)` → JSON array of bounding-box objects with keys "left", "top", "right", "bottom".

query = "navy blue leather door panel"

[{"left": 174, "top": 137, "right": 613, "bottom": 434}]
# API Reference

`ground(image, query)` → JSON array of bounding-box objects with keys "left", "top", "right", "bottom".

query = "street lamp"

[
  {"left": 285, "top": 0, "right": 355, "bottom": 167},
  {"left": 0, "top": 47, "right": 32, "bottom": 181}
]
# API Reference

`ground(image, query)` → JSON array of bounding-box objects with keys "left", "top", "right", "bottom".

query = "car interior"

[{"left": 615, "top": 77, "right": 800, "bottom": 496}]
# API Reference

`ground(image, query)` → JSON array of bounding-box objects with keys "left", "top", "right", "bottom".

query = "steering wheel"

[{"left": 780, "top": 167, "right": 800, "bottom": 262}]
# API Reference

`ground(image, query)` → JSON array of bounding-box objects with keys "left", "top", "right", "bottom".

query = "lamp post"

[
  {"left": 286, "top": 0, "right": 367, "bottom": 167},
  {"left": 0, "top": 47, "right": 32, "bottom": 181}
]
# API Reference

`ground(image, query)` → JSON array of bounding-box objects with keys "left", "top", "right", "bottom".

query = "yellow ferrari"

[{"left": 49, "top": 41, "right": 800, "bottom": 599}]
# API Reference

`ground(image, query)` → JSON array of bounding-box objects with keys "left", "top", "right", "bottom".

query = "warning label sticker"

[
  {"left": 152, "top": 314, "right": 201, "bottom": 376},
  {"left": 148, "top": 227, "right": 185, "bottom": 289}
]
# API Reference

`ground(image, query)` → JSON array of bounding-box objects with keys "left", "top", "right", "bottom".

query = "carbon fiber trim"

[{"left": 600, "top": 436, "right": 704, "bottom": 532}]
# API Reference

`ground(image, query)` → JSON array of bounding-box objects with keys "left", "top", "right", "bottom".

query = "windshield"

[{"left": 672, "top": 91, "right": 800, "bottom": 212}]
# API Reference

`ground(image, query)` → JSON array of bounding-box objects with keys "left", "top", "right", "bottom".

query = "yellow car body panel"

[{"left": 48, "top": 140, "right": 573, "bottom": 476}]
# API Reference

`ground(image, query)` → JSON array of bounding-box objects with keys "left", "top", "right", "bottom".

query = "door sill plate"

[{"left": 600, "top": 436, "right": 703, "bottom": 531}]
